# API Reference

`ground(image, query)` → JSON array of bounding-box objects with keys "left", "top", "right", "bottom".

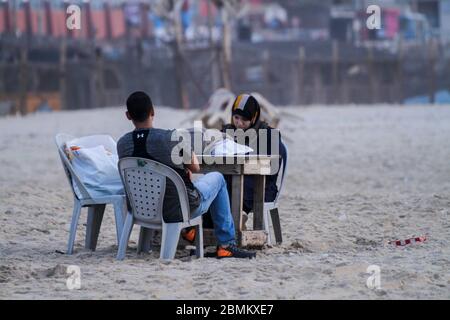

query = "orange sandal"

[{"left": 181, "top": 227, "right": 196, "bottom": 244}]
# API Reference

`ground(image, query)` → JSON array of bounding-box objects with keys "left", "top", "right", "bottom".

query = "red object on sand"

[{"left": 389, "top": 236, "right": 427, "bottom": 246}]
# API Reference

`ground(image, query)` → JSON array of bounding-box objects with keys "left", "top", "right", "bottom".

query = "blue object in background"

[
  {"left": 181, "top": 10, "right": 191, "bottom": 31},
  {"left": 404, "top": 90, "right": 450, "bottom": 104},
  {"left": 152, "top": 13, "right": 165, "bottom": 29}
]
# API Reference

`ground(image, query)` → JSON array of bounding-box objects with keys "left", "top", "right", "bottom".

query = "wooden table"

[{"left": 198, "top": 155, "right": 280, "bottom": 247}]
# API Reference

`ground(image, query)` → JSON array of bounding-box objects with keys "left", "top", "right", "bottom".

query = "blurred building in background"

[{"left": 1, "top": 0, "right": 450, "bottom": 116}]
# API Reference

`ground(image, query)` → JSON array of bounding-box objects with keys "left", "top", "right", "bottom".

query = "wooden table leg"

[
  {"left": 253, "top": 175, "right": 266, "bottom": 230},
  {"left": 231, "top": 174, "right": 244, "bottom": 237}
]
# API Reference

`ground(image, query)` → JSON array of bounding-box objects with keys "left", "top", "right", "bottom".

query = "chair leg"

[
  {"left": 67, "top": 200, "right": 82, "bottom": 255},
  {"left": 112, "top": 198, "right": 126, "bottom": 246},
  {"left": 137, "top": 227, "right": 153, "bottom": 254},
  {"left": 270, "top": 208, "right": 283, "bottom": 244},
  {"left": 160, "top": 223, "right": 182, "bottom": 260},
  {"left": 194, "top": 223, "right": 204, "bottom": 258},
  {"left": 85, "top": 204, "right": 105, "bottom": 251},
  {"left": 116, "top": 213, "right": 134, "bottom": 260}
]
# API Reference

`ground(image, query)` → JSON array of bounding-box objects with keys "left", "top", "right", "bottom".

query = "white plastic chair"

[
  {"left": 116, "top": 157, "right": 203, "bottom": 260},
  {"left": 263, "top": 141, "right": 288, "bottom": 245},
  {"left": 55, "top": 133, "right": 126, "bottom": 254}
]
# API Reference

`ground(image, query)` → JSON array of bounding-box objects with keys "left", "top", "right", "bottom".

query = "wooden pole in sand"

[
  {"left": 18, "top": 45, "right": 29, "bottom": 115},
  {"left": 207, "top": 0, "right": 220, "bottom": 91},
  {"left": 219, "top": 3, "right": 232, "bottom": 91},
  {"left": 10, "top": 0, "right": 17, "bottom": 36},
  {"left": 23, "top": 0, "right": 32, "bottom": 40},
  {"left": 122, "top": 2, "right": 131, "bottom": 41},
  {"left": 173, "top": 0, "right": 189, "bottom": 110},
  {"left": 397, "top": 38, "right": 404, "bottom": 104},
  {"left": 59, "top": 38, "right": 67, "bottom": 110},
  {"left": 2, "top": 0, "right": 11, "bottom": 35},
  {"left": 263, "top": 49, "right": 270, "bottom": 100},
  {"left": 140, "top": 2, "right": 150, "bottom": 39},
  {"left": 16, "top": 1, "right": 30, "bottom": 115},
  {"left": 297, "top": 46, "right": 305, "bottom": 105},
  {"left": 83, "top": 0, "right": 94, "bottom": 40},
  {"left": 332, "top": 40, "right": 339, "bottom": 104},
  {"left": 313, "top": 64, "right": 323, "bottom": 104},
  {"left": 104, "top": 1, "right": 113, "bottom": 41},
  {"left": 95, "top": 46, "right": 106, "bottom": 108},
  {"left": 428, "top": 39, "right": 437, "bottom": 104},
  {"left": 367, "top": 46, "right": 376, "bottom": 104}
]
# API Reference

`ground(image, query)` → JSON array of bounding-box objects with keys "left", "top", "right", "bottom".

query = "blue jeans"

[{"left": 191, "top": 172, "right": 236, "bottom": 246}]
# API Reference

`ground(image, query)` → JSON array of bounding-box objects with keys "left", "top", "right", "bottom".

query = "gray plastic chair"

[
  {"left": 263, "top": 141, "right": 288, "bottom": 245},
  {"left": 116, "top": 157, "right": 203, "bottom": 260},
  {"left": 55, "top": 133, "right": 126, "bottom": 254}
]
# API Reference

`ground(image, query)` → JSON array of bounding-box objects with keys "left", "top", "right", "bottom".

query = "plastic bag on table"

[{"left": 208, "top": 138, "right": 253, "bottom": 156}]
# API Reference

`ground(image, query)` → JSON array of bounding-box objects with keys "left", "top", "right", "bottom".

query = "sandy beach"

[{"left": 0, "top": 105, "right": 449, "bottom": 299}]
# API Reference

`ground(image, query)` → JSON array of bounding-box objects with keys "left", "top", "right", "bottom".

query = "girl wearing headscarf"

[{"left": 222, "top": 93, "right": 283, "bottom": 219}]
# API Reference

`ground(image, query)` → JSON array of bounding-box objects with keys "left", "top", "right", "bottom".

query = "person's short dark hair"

[{"left": 126, "top": 91, "right": 154, "bottom": 122}]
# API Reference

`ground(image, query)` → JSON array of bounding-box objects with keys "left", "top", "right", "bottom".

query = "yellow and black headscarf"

[{"left": 231, "top": 94, "right": 260, "bottom": 128}]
